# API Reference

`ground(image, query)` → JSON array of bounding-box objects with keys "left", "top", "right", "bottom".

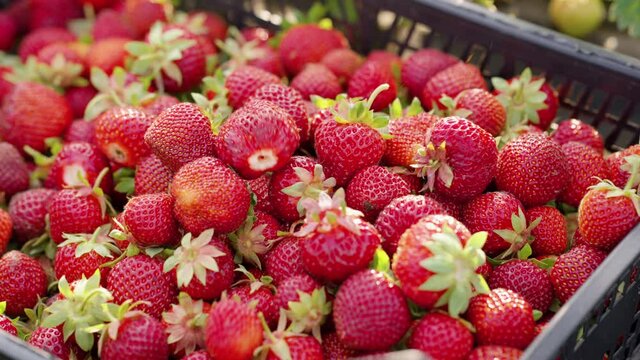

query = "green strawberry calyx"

[
  {"left": 431, "top": 95, "right": 473, "bottom": 119},
  {"left": 389, "top": 97, "right": 424, "bottom": 120},
  {"left": 588, "top": 155, "right": 640, "bottom": 217},
  {"left": 281, "top": 164, "right": 337, "bottom": 217},
  {"left": 419, "top": 226, "right": 490, "bottom": 318},
  {"left": 7, "top": 55, "right": 88, "bottom": 92},
  {"left": 255, "top": 310, "right": 306, "bottom": 360},
  {"left": 329, "top": 84, "right": 392, "bottom": 139},
  {"left": 294, "top": 189, "right": 363, "bottom": 236},
  {"left": 74, "top": 167, "right": 113, "bottom": 219},
  {"left": 216, "top": 27, "right": 268, "bottom": 69},
  {"left": 91, "top": 300, "right": 149, "bottom": 355},
  {"left": 162, "top": 292, "right": 208, "bottom": 356},
  {"left": 60, "top": 224, "right": 122, "bottom": 260},
  {"left": 41, "top": 270, "right": 113, "bottom": 352},
  {"left": 196, "top": 69, "right": 233, "bottom": 135},
  {"left": 492, "top": 68, "right": 548, "bottom": 128},
  {"left": 233, "top": 265, "right": 276, "bottom": 294},
  {"left": 286, "top": 287, "right": 331, "bottom": 342},
  {"left": 229, "top": 209, "right": 271, "bottom": 269},
  {"left": 493, "top": 208, "right": 542, "bottom": 260},
  {"left": 411, "top": 141, "right": 454, "bottom": 192},
  {"left": 113, "top": 167, "right": 135, "bottom": 195},
  {"left": 163, "top": 229, "right": 227, "bottom": 287},
  {"left": 23, "top": 137, "right": 64, "bottom": 187}
]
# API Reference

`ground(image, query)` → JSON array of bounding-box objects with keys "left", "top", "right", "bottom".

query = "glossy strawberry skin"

[
  {"left": 0, "top": 251, "right": 48, "bottom": 317},
  {"left": 92, "top": 9, "right": 135, "bottom": 40},
  {"left": 456, "top": 88, "right": 506, "bottom": 136},
  {"left": 29, "top": 0, "right": 81, "bottom": 30},
  {"left": 264, "top": 237, "right": 305, "bottom": 285},
  {"left": 0, "top": 142, "right": 30, "bottom": 198},
  {"left": 408, "top": 313, "right": 473, "bottom": 360},
  {"left": 18, "top": 27, "right": 76, "bottom": 60},
  {"left": 550, "top": 245, "right": 607, "bottom": 302},
  {"left": 247, "top": 174, "right": 273, "bottom": 214},
  {"left": 154, "top": 25, "right": 206, "bottom": 93},
  {"left": 468, "top": 288, "right": 536, "bottom": 349},
  {"left": 348, "top": 61, "right": 397, "bottom": 111},
  {"left": 54, "top": 242, "right": 112, "bottom": 286},
  {"left": 279, "top": 24, "right": 348, "bottom": 76},
  {"left": 123, "top": 193, "right": 181, "bottom": 248},
  {"left": 269, "top": 156, "right": 318, "bottom": 223},
  {"left": 65, "top": 87, "right": 98, "bottom": 120},
  {"left": 496, "top": 134, "right": 569, "bottom": 207},
  {"left": 48, "top": 189, "right": 109, "bottom": 244},
  {"left": 95, "top": 107, "right": 153, "bottom": 167},
  {"left": 107, "top": 254, "right": 178, "bottom": 318},
  {"left": 467, "top": 346, "right": 523, "bottom": 360},
  {"left": 290, "top": 63, "right": 343, "bottom": 101},
  {"left": 145, "top": 102, "right": 218, "bottom": 172},
  {"left": 274, "top": 273, "right": 320, "bottom": 311},
  {"left": 141, "top": 95, "right": 180, "bottom": 117},
  {"left": 606, "top": 144, "right": 640, "bottom": 188},
  {"left": 558, "top": 142, "right": 608, "bottom": 207},
  {"left": 321, "top": 48, "right": 363, "bottom": 82},
  {"left": 322, "top": 332, "right": 359, "bottom": 360},
  {"left": 180, "top": 237, "right": 235, "bottom": 301},
  {"left": 526, "top": 206, "right": 567, "bottom": 256},
  {"left": 301, "top": 219, "right": 381, "bottom": 283},
  {"left": 266, "top": 335, "right": 323, "bottom": 360},
  {"left": 225, "top": 66, "right": 280, "bottom": 109},
  {"left": 228, "top": 284, "right": 277, "bottom": 326},
  {"left": 251, "top": 84, "right": 310, "bottom": 143},
  {"left": 489, "top": 260, "right": 554, "bottom": 312},
  {"left": 383, "top": 113, "right": 439, "bottom": 168},
  {"left": 0, "top": 209, "right": 10, "bottom": 254},
  {"left": 28, "top": 327, "right": 72, "bottom": 360},
  {"left": 333, "top": 270, "right": 411, "bottom": 351},
  {"left": 86, "top": 38, "right": 129, "bottom": 74},
  {"left": 215, "top": 99, "right": 300, "bottom": 179},
  {"left": 134, "top": 155, "right": 173, "bottom": 195},
  {"left": 0, "top": 314, "right": 17, "bottom": 336},
  {"left": 346, "top": 166, "right": 412, "bottom": 222},
  {"left": 420, "top": 63, "right": 487, "bottom": 108},
  {"left": 0, "top": 13, "right": 17, "bottom": 51},
  {"left": 8, "top": 189, "right": 56, "bottom": 243},
  {"left": 205, "top": 299, "right": 263, "bottom": 360},
  {"left": 171, "top": 157, "right": 250, "bottom": 235},
  {"left": 551, "top": 119, "right": 604, "bottom": 153},
  {"left": 36, "top": 42, "right": 84, "bottom": 71},
  {"left": 64, "top": 120, "right": 97, "bottom": 145},
  {"left": 0, "top": 82, "right": 73, "bottom": 153},
  {"left": 47, "top": 142, "right": 112, "bottom": 193},
  {"left": 181, "top": 350, "right": 213, "bottom": 360},
  {"left": 401, "top": 49, "right": 459, "bottom": 98},
  {"left": 462, "top": 191, "right": 524, "bottom": 257},
  {"left": 533, "top": 82, "right": 559, "bottom": 130},
  {"left": 100, "top": 314, "right": 169, "bottom": 360},
  {"left": 124, "top": 0, "right": 167, "bottom": 37}
]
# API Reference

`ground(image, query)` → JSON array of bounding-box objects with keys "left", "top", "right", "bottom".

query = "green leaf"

[
  {"left": 0, "top": 302, "right": 5, "bottom": 314},
  {"left": 125, "top": 41, "right": 153, "bottom": 57},
  {"left": 517, "top": 243, "right": 532, "bottom": 260},
  {"left": 420, "top": 257, "right": 455, "bottom": 273},
  {"left": 369, "top": 248, "right": 391, "bottom": 273},
  {"left": 533, "top": 309, "right": 543, "bottom": 321},
  {"left": 609, "top": 0, "right": 640, "bottom": 37},
  {"left": 466, "top": 231, "right": 488, "bottom": 249},
  {"left": 419, "top": 274, "right": 452, "bottom": 292}
]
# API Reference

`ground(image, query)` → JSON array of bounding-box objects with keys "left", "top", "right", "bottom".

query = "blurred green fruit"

[{"left": 548, "top": 0, "right": 605, "bottom": 38}]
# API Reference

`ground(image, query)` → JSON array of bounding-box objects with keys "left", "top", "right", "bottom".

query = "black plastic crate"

[{"left": 2, "top": 0, "right": 640, "bottom": 359}]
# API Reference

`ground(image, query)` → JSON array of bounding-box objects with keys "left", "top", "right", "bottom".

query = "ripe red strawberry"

[
  {"left": 225, "top": 66, "right": 280, "bottom": 109},
  {"left": 0, "top": 82, "right": 73, "bottom": 153},
  {"left": 496, "top": 133, "right": 569, "bottom": 207},
  {"left": 100, "top": 312, "right": 169, "bottom": 360},
  {"left": 47, "top": 142, "right": 113, "bottom": 193},
  {"left": 124, "top": 0, "right": 167, "bottom": 37},
  {"left": 273, "top": 273, "right": 320, "bottom": 311},
  {"left": 408, "top": 312, "right": 473, "bottom": 360},
  {"left": 489, "top": 260, "right": 554, "bottom": 312},
  {"left": 0, "top": 13, "right": 17, "bottom": 51},
  {"left": 107, "top": 254, "right": 178, "bottom": 318},
  {"left": 550, "top": 245, "right": 607, "bottom": 302},
  {"left": 467, "top": 346, "right": 523, "bottom": 360},
  {"left": 86, "top": 38, "right": 129, "bottom": 74},
  {"left": 383, "top": 112, "right": 439, "bottom": 167},
  {"left": 606, "top": 144, "right": 640, "bottom": 188},
  {"left": 8, "top": 189, "right": 56, "bottom": 242},
  {"left": 291, "top": 63, "right": 343, "bottom": 101},
  {"left": 0, "top": 251, "right": 47, "bottom": 316},
  {"left": 333, "top": 270, "right": 411, "bottom": 351},
  {"left": 215, "top": 99, "right": 300, "bottom": 179},
  {"left": 526, "top": 206, "right": 568, "bottom": 256},
  {"left": 551, "top": 119, "right": 604, "bottom": 153},
  {"left": 92, "top": 9, "right": 135, "bottom": 41},
  {"left": 145, "top": 102, "right": 218, "bottom": 172},
  {"left": 346, "top": 165, "right": 412, "bottom": 221},
  {"left": 49, "top": 183, "right": 110, "bottom": 244},
  {"left": 205, "top": 298, "right": 263, "bottom": 360},
  {"left": 228, "top": 269, "right": 277, "bottom": 326},
  {"left": 18, "top": 27, "right": 76, "bottom": 60},
  {"left": 95, "top": 107, "right": 153, "bottom": 167},
  {"left": 229, "top": 210, "right": 280, "bottom": 268},
  {"left": 141, "top": 94, "right": 180, "bottom": 117},
  {"left": 365, "top": 50, "right": 402, "bottom": 70},
  {"left": 65, "top": 87, "right": 98, "bottom": 120},
  {"left": 413, "top": 116, "right": 498, "bottom": 203},
  {"left": 452, "top": 88, "right": 506, "bottom": 136},
  {"left": 171, "top": 157, "right": 250, "bottom": 235},
  {"left": 558, "top": 142, "right": 608, "bottom": 207},
  {"left": 0, "top": 209, "right": 11, "bottom": 254},
  {"left": 241, "top": 27, "right": 271, "bottom": 44},
  {"left": 297, "top": 190, "right": 381, "bottom": 283},
  {"left": 375, "top": 195, "right": 447, "bottom": 255},
  {"left": 28, "top": 327, "right": 73, "bottom": 360},
  {"left": 263, "top": 334, "right": 323, "bottom": 360},
  {"left": 428, "top": 192, "right": 462, "bottom": 220},
  {"left": 420, "top": 63, "right": 487, "bottom": 108},
  {"left": 36, "top": 42, "right": 85, "bottom": 70},
  {"left": 64, "top": 120, "right": 97, "bottom": 144},
  {"left": 123, "top": 193, "right": 180, "bottom": 247},
  {"left": 28, "top": 0, "right": 81, "bottom": 30},
  {"left": 321, "top": 48, "right": 364, "bottom": 82},
  {"left": 279, "top": 24, "right": 348, "bottom": 76},
  {"left": 189, "top": 11, "right": 228, "bottom": 43},
  {"left": 134, "top": 155, "right": 173, "bottom": 195},
  {"left": 535, "top": 82, "right": 559, "bottom": 130},
  {"left": 0, "top": 142, "right": 30, "bottom": 198},
  {"left": 264, "top": 237, "right": 305, "bottom": 285},
  {"left": 182, "top": 350, "right": 213, "bottom": 360},
  {"left": 0, "top": 66, "right": 14, "bottom": 103},
  {"left": 401, "top": 49, "right": 459, "bottom": 98},
  {"left": 248, "top": 174, "right": 273, "bottom": 214},
  {"left": 322, "top": 332, "right": 359, "bottom": 360},
  {"left": 251, "top": 84, "right": 310, "bottom": 142},
  {"left": 162, "top": 292, "right": 210, "bottom": 357},
  {"left": 348, "top": 61, "right": 397, "bottom": 111},
  {"left": 0, "top": 312, "right": 17, "bottom": 336},
  {"left": 468, "top": 288, "right": 536, "bottom": 349}
]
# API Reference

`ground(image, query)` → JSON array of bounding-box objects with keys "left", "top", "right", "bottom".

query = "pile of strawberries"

[{"left": 0, "top": 0, "right": 639, "bottom": 359}]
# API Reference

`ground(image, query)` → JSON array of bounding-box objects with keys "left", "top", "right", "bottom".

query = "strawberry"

[
  {"left": 0, "top": 209, "right": 10, "bottom": 254},
  {"left": 64, "top": 120, "right": 96, "bottom": 144},
  {"left": 314, "top": 86, "right": 390, "bottom": 186},
  {"left": 558, "top": 142, "right": 608, "bottom": 207},
  {"left": 401, "top": 49, "right": 459, "bottom": 98},
  {"left": 171, "top": 157, "right": 250, "bottom": 235},
  {"left": 392, "top": 214, "right": 488, "bottom": 313},
  {"left": 188, "top": 11, "right": 228, "bottom": 43},
  {"left": 248, "top": 174, "right": 273, "bottom": 214},
  {"left": 279, "top": 24, "right": 348, "bottom": 76},
  {"left": 100, "top": 311, "right": 169, "bottom": 360},
  {"left": 36, "top": 43, "right": 85, "bottom": 71},
  {"left": 290, "top": 63, "right": 343, "bottom": 101},
  {"left": 95, "top": 107, "right": 153, "bottom": 167},
  {"left": 0, "top": 304, "right": 17, "bottom": 336},
  {"left": 346, "top": 165, "right": 412, "bottom": 221},
  {"left": 0, "top": 251, "right": 48, "bottom": 316},
  {"left": 254, "top": 310, "right": 323, "bottom": 360},
  {"left": 28, "top": 327, "right": 73, "bottom": 360},
  {"left": 412, "top": 116, "right": 498, "bottom": 203},
  {"left": 269, "top": 156, "right": 336, "bottom": 223},
  {"left": 550, "top": 245, "right": 607, "bottom": 302},
  {"left": 225, "top": 65, "right": 280, "bottom": 109},
  {"left": 151, "top": 25, "right": 206, "bottom": 93},
  {"left": 8, "top": 189, "right": 56, "bottom": 242},
  {"left": 65, "top": 87, "right": 98, "bottom": 120},
  {"left": 322, "top": 332, "right": 359, "bottom": 360},
  {"left": 0, "top": 66, "right": 14, "bottom": 103},
  {"left": 18, "top": 27, "right": 76, "bottom": 60},
  {"left": 162, "top": 293, "right": 209, "bottom": 357},
  {"left": 468, "top": 288, "right": 536, "bottom": 349},
  {"left": 215, "top": 99, "right": 300, "bottom": 179},
  {"left": 442, "top": 88, "right": 506, "bottom": 136},
  {"left": 28, "top": 0, "right": 81, "bottom": 30},
  {"left": 383, "top": 111, "right": 439, "bottom": 168},
  {"left": 228, "top": 267, "right": 278, "bottom": 326},
  {"left": 375, "top": 194, "right": 447, "bottom": 255},
  {"left": 428, "top": 192, "right": 463, "bottom": 220},
  {"left": 333, "top": 269, "right": 411, "bottom": 351},
  {"left": 142, "top": 94, "right": 180, "bottom": 116},
  {"left": 321, "top": 48, "right": 364, "bottom": 82},
  {"left": 489, "top": 260, "right": 554, "bottom": 312},
  {"left": 420, "top": 62, "right": 487, "bottom": 109},
  {"left": 182, "top": 350, "right": 213, "bottom": 360},
  {"left": 606, "top": 144, "right": 640, "bottom": 188},
  {"left": 0, "top": 142, "right": 30, "bottom": 198},
  {"left": 92, "top": 9, "right": 136, "bottom": 41},
  {"left": 0, "top": 82, "right": 73, "bottom": 153},
  {"left": 496, "top": 133, "right": 569, "bottom": 207},
  {"left": 264, "top": 237, "right": 305, "bottom": 285},
  {"left": 86, "top": 38, "right": 130, "bottom": 74},
  {"left": 526, "top": 206, "right": 568, "bottom": 256},
  {"left": 107, "top": 254, "right": 178, "bottom": 318},
  {"left": 205, "top": 298, "right": 263, "bottom": 360},
  {"left": 124, "top": 0, "right": 167, "bottom": 37},
  {"left": 164, "top": 230, "right": 235, "bottom": 301},
  {"left": 551, "top": 118, "right": 604, "bottom": 153},
  {"left": 366, "top": 50, "right": 402, "bottom": 71},
  {"left": 241, "top": 27, "right": 272, "bottom": 44},
  {"left": 467, "top": 346, "right": 523, "bottom": 360},
  {"left": 215, "top": 30, "right": 282, "bottom": 77},
  {"left": 145, "top": 102, "right": 218, "bottom": 172},
  {"left": 123, "top": 193, "right": 181, "bottom": 247},
  {"left": 348, "top": 61, "right": 397, "bottom": 111},
  {"left": 0, "top": 13, "right": 16, "bottom": 51},
  {"left": 229, "top": 210, "right": 280, "bottom": 268},
  {"left": 408, "top": 312, "right": 473, "bottom": 360},
  {"left": 46, "top": 142, "right": 112, "bottom": 192},
  {"left": 296, "top": 190, "right": 381, "bottom": 283},
  {"left": 134, "top": 155, "right": 173, "bottom": 195},
  {"left": 274, "top": 273, "right": 320, "bottom": 311},
  {"left": 251, "top": 84, "right": 310, "bottom": 142}
]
